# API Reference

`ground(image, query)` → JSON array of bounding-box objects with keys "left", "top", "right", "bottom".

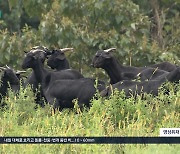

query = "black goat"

[
  {"left": 22, "top": 49, "right": 84, "bottom": 105},
  {"left": 22, "top": 49, "right": 84, "bottom": 85},
  {"left": 0, "top": 66, "right": 24, "bottom": 106},
  {"left": 44, "top": 47, "right": 107, "bottom": 109},
  {"left": 23, "top": 46, "right": 51, "bottom": 106},
  {"left": 136, "top": 67, "right": 169, "bottom": 81},
  {"left": 47, "top": 48, "right": 73, "bottom": 70},
  {"left": 44, "top": 78, "right": 105, "bottom": 110},
  {"left": 24, "top": 46, "right": 50, "bottom": 90},
  {"left": 101, "top": 67, "right": 180, "bottom": 97},
  {"left": 150, "top": 62, "right": 177, "bottom": 72},
  {"left": 92, "top": 48, "right": 172, "bottom": 83}
]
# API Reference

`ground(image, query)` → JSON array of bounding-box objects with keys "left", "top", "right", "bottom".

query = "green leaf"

[
  {"left": 131, "top": 23, "right": 136, "bottom": 30},
  {"left": 115, "top": 16, "right": 123, "bottom": 24}
]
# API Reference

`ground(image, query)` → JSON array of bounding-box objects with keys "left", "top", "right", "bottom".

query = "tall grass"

[{"left": 0, "top": 82, "right": 179, "bottom": 153}]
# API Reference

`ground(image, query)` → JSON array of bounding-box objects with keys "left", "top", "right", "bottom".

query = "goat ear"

[
  {"left": 57, "top": 54, "right": 66, "bottom": 60},
  {"left": 102, "top": 54, "right": 112, "bottom": 59}
]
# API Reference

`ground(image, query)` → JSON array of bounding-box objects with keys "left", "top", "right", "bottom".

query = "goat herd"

[{"left": 0, "top": 46, "right": 180, "bottom": 110}]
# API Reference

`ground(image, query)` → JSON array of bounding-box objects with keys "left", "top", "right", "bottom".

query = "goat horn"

[
  {"left": 30, "top": 49, "right": 46, "bottom": 53},
  {"left": 60, "top": 48, "right": 74, "bottom": 53},
  {"left": 109, "top": 84, "right": 113, "bottom": 95},
  {"left": 31, "top": 46, "right": 40, "bottom": 49},
  {"left": 0, "top": 67, "right": 6, "bottom": 71},
  {"left": 6, "top": 65, "right": 10, "bottom": 69},
  {"left": 31, "top": 46, "right": 49, "bottom": 52},
  {"left": 42, "top": 46, "right": 48, "bottom": 50},
  {"left": 104, "top": 48, "right": 116, "bottom": 53},
  {"left": 16, "top": 71, "right": 26, "bottom": 74}
]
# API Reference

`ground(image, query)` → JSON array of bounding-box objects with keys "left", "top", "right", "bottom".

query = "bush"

[{"left": 0, "top": 82, "right": 179, "bottom": 152}]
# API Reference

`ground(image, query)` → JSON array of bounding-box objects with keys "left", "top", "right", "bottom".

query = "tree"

[{"left": 0, "top": 0, "right": 179, "bottom": 76}]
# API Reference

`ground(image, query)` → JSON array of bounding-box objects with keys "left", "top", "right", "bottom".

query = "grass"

[{"left": 0, "top": 82, "right": 180, "bottom": 153}]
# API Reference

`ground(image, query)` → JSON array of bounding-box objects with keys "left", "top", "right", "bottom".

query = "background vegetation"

[
  {"left": 0, "top": 0, "right": 179, "bottom": 73},
  {"left": 0, "top": 83, "right": 180, "bottom": 153},
  {"left": 0, "top": 0, "right": 180, "bottom": 153}
]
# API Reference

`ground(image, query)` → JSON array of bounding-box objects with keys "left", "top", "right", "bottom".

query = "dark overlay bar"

[{"left": 0, "top": 137, "right": 179, "bottom": 144}]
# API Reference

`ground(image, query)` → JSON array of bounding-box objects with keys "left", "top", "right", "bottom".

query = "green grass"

[{"left": 0, "top": 83, "right": 180, "bottom": 153}]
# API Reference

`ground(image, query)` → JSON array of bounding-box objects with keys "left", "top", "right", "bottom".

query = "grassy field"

[{"left": 0, "top": 82, "right": 179, "bottom": 153}]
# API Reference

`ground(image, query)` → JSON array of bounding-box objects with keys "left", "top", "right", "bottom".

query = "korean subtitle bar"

[{"left": 0, "top": 137, "right": 179, "bottom": 144}]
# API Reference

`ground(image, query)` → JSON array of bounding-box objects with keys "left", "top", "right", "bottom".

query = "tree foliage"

[{"left": 0, "top": 0, "right": 179, "bottom": 77}]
